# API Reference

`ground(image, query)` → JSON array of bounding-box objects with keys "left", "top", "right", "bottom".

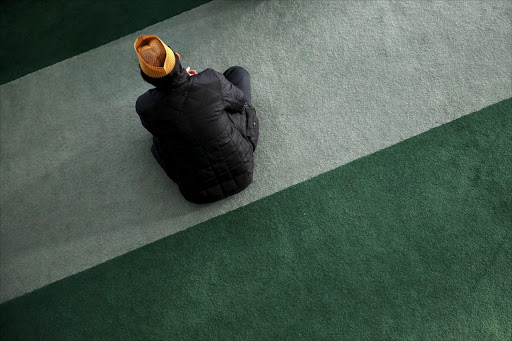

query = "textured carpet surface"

[
  {"left": 1, "top": 0, "right": 511, "bottom": 303},
  {"left": 0, "top": 0, "right": 212, "bottom": 85},
  {"left": 1, "top": 98, "right": 510, "bottom": 340}
]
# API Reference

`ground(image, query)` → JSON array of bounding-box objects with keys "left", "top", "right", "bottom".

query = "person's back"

[{"left": 134, "top": 35, "right": 258, "bottom": 204}]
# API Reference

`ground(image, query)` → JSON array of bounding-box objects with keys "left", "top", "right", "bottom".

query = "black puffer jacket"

[{"left": 136, "top": 67, "right": 258, "bottom": 204}]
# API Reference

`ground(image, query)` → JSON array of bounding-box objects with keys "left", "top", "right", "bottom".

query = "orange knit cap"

[{"left": 134, "top": 35, "right": 176, "bottom": 78}]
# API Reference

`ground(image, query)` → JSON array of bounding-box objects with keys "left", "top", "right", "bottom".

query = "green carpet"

[
  {"left": 3, "top": 1, "right": 511, "bottom": 304},
  {"left": 1, "top": 98, "right": 510, "bottom": 340},
  {"left": 0, "top": 0, "right": 211, "bottom": 85}
]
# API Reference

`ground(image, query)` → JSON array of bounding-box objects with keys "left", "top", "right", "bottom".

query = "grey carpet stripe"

[{"left": 1, "top": 0, "right": 510, "bottom": 303}]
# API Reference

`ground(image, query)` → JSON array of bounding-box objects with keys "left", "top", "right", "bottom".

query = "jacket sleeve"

[
  {"left": 135, "top": 93, "right": 157, "bottom": 135},
  {"left": 214, "top": 70, "right": 246, "bottom": 112},
  {"left": 139, "top": 115, "right": 153, "bottom": 133}
]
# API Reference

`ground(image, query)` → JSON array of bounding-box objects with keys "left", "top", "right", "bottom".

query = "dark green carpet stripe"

[
  {"left": 0, "top": 0, "right": 211, "bottom": 85},
  {"left": 1, "top": 98, "right": 511, "bottom": 339}
]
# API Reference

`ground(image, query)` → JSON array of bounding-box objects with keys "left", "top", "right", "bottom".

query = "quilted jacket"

[{"left": 135, "top": 68, "right": 258, "bottom": 204}]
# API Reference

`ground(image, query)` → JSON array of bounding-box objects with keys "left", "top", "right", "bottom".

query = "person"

[{"left": 134, "top": 35, "right": 259, "bottom": 204}]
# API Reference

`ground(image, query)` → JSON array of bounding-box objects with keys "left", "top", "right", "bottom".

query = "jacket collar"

[
  {"left": 141, "top": 64, "right": 190, "bottom": 89},
  {"left": 170, "top": 67, "right": 190, "bottom": 87},
  {"left": 162, "top": 66, "right": 190, "bottom": 89}
]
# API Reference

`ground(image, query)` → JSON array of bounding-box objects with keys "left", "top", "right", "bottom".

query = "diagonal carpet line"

[
  {"left": 0, "top": 0, "right": 212, "bottom": 85},
  {"left": 1, "top": 97, "right": 510, "bottom": 339},
  {"left": 3, "top": 96, "right": 512, "bottom": 298},
  {"left": 1, "top": 0, "right": 511, "bottom": 303}
]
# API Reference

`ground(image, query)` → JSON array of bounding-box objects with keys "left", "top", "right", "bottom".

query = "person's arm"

[
  {"left": 213, "top": 70, "right": 246, "bottom": 112},
  {"left": 138, "top": 115, "right": 152, "bottom": 132},
  {"left": 135, "top": 92, "right": 157, "bottom": 135}
]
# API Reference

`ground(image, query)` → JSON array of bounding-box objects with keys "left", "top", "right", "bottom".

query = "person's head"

[{"left": 134, "top": 35, "right": 185, "bottom": 88}]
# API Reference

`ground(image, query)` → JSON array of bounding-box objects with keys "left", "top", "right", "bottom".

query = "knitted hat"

[{"left": 134, "top": 35, "right": 176, "bottom": 78}]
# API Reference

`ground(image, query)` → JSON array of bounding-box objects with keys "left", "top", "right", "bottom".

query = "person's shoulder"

[
  {"left": 195, "top": 68, "right": 221, "bottom": 78},
  {"left": 192, "top": 69, "right": 223, "bottom": 88},
  {"left": 135, "top": 89, "right": 156, "bottom": 113}
]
